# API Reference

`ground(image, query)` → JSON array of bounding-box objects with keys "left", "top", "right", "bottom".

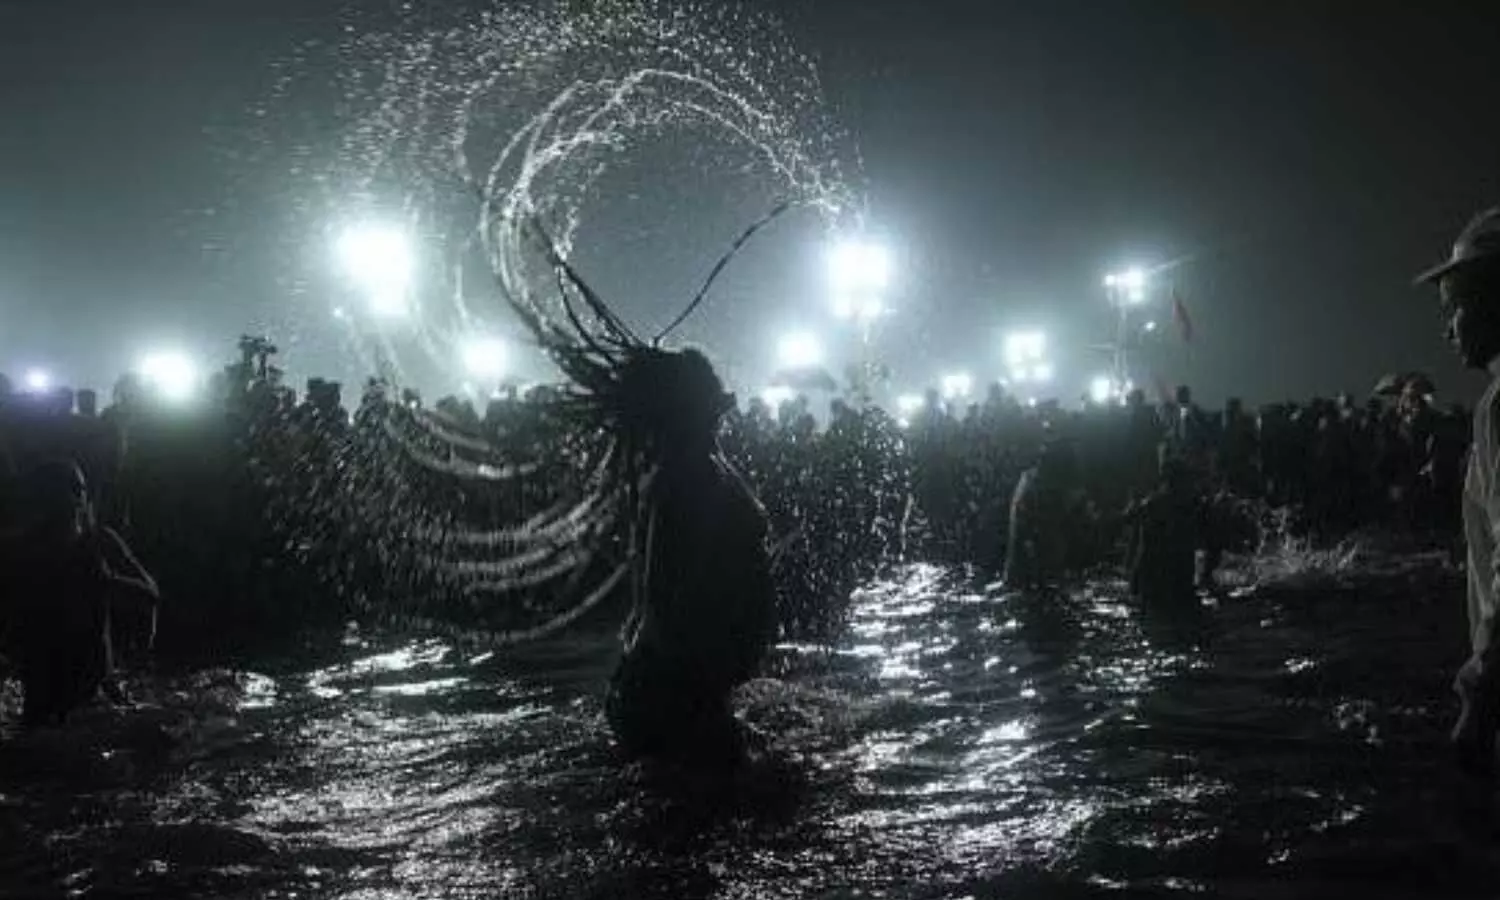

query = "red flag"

[{"left": 1172, "top": 289, "right": 1194, "bottom": 344}]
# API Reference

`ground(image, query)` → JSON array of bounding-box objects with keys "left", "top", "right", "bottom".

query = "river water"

[{"left": 3, "top": 553, "right": 1497, "bottom": 899}]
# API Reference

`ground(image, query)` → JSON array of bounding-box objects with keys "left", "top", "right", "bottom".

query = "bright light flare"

[
  {"left": 941, "top": 372, "right": 974, "bottom": 401},
  {"left": 830, "top": 240, "right": 891, "bottom": 324},
  {"left": 829, "top": 241, "right": 891, "bottom": 293},
  {"left": 1089, "top": 376, "right": 1115, "bottom": 404},
  {"left": 460, "top": 337, "right": 508, "bottom": 380},
  {"left": 1105, "top": 267, "right": 1150, "bottom": 303},
  {"left": 140, "top": 352, "right": 199, "bottom": 402},
  {"left": 1002, "top": 331, "right": 1047, "bottom": 366},
  {"left": 1104, "top": 268, "right": 1147, "bottom": 290},
  {"left": 776, "top": 331, "right": 824, "bottom": 369},
  {"left": 896, "top": 393, "right": 925, "bottom": 415},
  {"left": 22, "top": 368, "right": 50, "bottom": 392},
  {"left": 370, "top": 292, "right": 409, "bottom": 318},
  {"left": 1144, "top": 320, "right": 1158, "bottom": 332},
  {"left": 1032, "top": 363, "right": 1054, "bottom": 383},
  {"left": 337, "top": 224, "right": 414, "bottom": 316},
  {"left": 761, "top": 385, "right": 795, "bottom": 408},
  {"left": 833, "top": 295, "right": 886, "bottom": 323}
]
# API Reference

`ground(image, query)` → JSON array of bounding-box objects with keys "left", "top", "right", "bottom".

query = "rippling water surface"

[{"left": 3, "top": 554, "right": 1497, "bottom": 899}]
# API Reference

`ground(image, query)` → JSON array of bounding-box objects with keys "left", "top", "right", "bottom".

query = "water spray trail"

[{"left": 282, "top": 0, "right": 859, "bottom": 636}]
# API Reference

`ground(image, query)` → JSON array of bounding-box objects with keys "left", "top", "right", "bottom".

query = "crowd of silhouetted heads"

[{"left": 0, "top": 337, "right": 1468, "bottom": 666}]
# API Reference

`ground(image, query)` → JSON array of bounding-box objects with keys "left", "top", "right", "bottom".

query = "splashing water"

[
  {"left": 265, "top": 0, "right": 860, "bottom": 637},
  {"left": 1254, "top": 507, "right": 1363, "bottom": 582},
  {"left": 323, "top": 0, "right": 856, "bottom": 379},
  {"left": 1213, "top": 504, "right": 1365, "bottom": 591}
]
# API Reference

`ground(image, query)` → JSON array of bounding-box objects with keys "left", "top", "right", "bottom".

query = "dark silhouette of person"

[
  {"left": 1122, "top": 389, "right": 1161, "bottom": 502},
  {"left": 1003, "top": 440, "right": 1084, "bottom": 589},
  {"left": 606, "top": 350, "right": 777, "bottom": 768},
  {"left": 1415, "top": 207, "right": 1500, "bottom": 776},
  {"left": 1125, "top": 456, "right": 1202, "bottom": 617},
  {"left": 1219, "top": 397, "right": 1259, "bottom": 498},
  {"left": 1, "top": 460, "right": 158, "bottom": 727}
]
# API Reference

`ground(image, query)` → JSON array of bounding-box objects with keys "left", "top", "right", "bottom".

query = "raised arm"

[{"left": 96, "top": 526, "right": 160, "bottom": 607}]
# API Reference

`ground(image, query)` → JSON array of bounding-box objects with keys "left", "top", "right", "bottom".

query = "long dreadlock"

[{"left": 456, "top": 201, "right": 792, "bottom": 643}]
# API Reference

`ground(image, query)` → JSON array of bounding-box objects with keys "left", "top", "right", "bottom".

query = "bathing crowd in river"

[{"left": 0, "top": 205, "right": 1496, "bottom": 773}]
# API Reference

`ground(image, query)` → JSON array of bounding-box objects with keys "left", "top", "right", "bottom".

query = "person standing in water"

[
  {"left": 1, "top": 459, "right": 159, "bottom": 726},
  {"left": 497, "top": 212, "right": 786, "bottom": 768},
  {"left": 1124, "top": 454, "right": 1203, "bottom": 616},
  {"left": 605, "top": 349, "right": 778, "bottom": 767},
  {"left": 1004, "top": 439, "right": 1085, "bottom": 589},
  {"left": 1416, "top": 207, "right": 1500, "bottom": 775}
]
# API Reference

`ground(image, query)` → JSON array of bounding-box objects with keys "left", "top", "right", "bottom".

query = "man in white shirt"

[{"left": 1417, "top": 207, "right": 1500, "bottom": 775}]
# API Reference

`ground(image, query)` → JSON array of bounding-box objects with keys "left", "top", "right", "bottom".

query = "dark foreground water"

[{"left": 3, "top": 552, "right": 1497, "bottom": 899}]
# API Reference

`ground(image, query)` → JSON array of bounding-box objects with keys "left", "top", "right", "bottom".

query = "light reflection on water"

[{"left": 0, "top": 558, "right": 1488, "bottom": 898}]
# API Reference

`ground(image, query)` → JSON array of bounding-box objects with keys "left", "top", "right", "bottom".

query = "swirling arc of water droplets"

[
  {"left": 322, "top": 2, "right": 856, "bottom": 640},
  {"left": 475, "top": 67, "right": 849, "bottom": 338}
]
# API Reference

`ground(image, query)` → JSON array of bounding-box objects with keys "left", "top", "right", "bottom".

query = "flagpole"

[
  {"left": 1108, "top": 283, "right": 1132, "bottom": 394},
  {"left": 1172, "top": 287, "right": 1194, "bottom": 376}
]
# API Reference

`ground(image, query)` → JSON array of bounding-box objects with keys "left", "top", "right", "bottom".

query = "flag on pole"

[{"left": 1172, "top": 288, "right": 1194, "bottom": 344}]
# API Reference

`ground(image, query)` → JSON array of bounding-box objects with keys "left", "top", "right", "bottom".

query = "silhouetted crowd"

[{"left": 0, "top": 337, "right": 1470, "bottom": 667}]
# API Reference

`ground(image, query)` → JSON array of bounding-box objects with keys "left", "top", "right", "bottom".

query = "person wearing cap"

[
  {"left": 1124, "top": 451, "right": 1206, "bottom": 616},
  {"left": 1416, "top": 207, "right": 1500, "bottom": 775}
]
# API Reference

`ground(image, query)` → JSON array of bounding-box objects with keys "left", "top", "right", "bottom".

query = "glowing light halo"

[
  {"left": 337, "top": 224, "right": 414, "bottom": 318},
  {"left": 139, "top": 351, "right": 199, "bottom": 402},
  {"left": 22, "top": 368, "right": 51, "bottom": 393},
  {"left": 940, "top": 371, "right": 973, "bottom": 401},
  {"left": 775, "top": 331, "right": 824, "bottom": 369},
  {"left": 460, "top": 336, "right": 509, "bottom": 380}
]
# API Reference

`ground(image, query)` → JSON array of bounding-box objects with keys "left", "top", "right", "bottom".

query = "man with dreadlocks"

[
  {"left": 495, "top": 210, "right": 793, "bottom": 768},
  {"left": 603, "top": 347, "right": 778, "bottom": 767}
]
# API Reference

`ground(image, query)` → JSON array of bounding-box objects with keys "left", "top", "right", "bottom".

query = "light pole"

[
  {"left": 1002, "top": 330, "right": 1050, "bottom": 391},
  {"left": 1103, "top": 267, "right": 1148, "bottom": 391},
  {"left": 829, "top": 240, "right": 890, "bottom": 403}
]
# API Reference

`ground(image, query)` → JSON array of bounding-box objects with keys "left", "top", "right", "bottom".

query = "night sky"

[{"left": 3, "top": 0, "right": 1500, "bottom": 406}]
